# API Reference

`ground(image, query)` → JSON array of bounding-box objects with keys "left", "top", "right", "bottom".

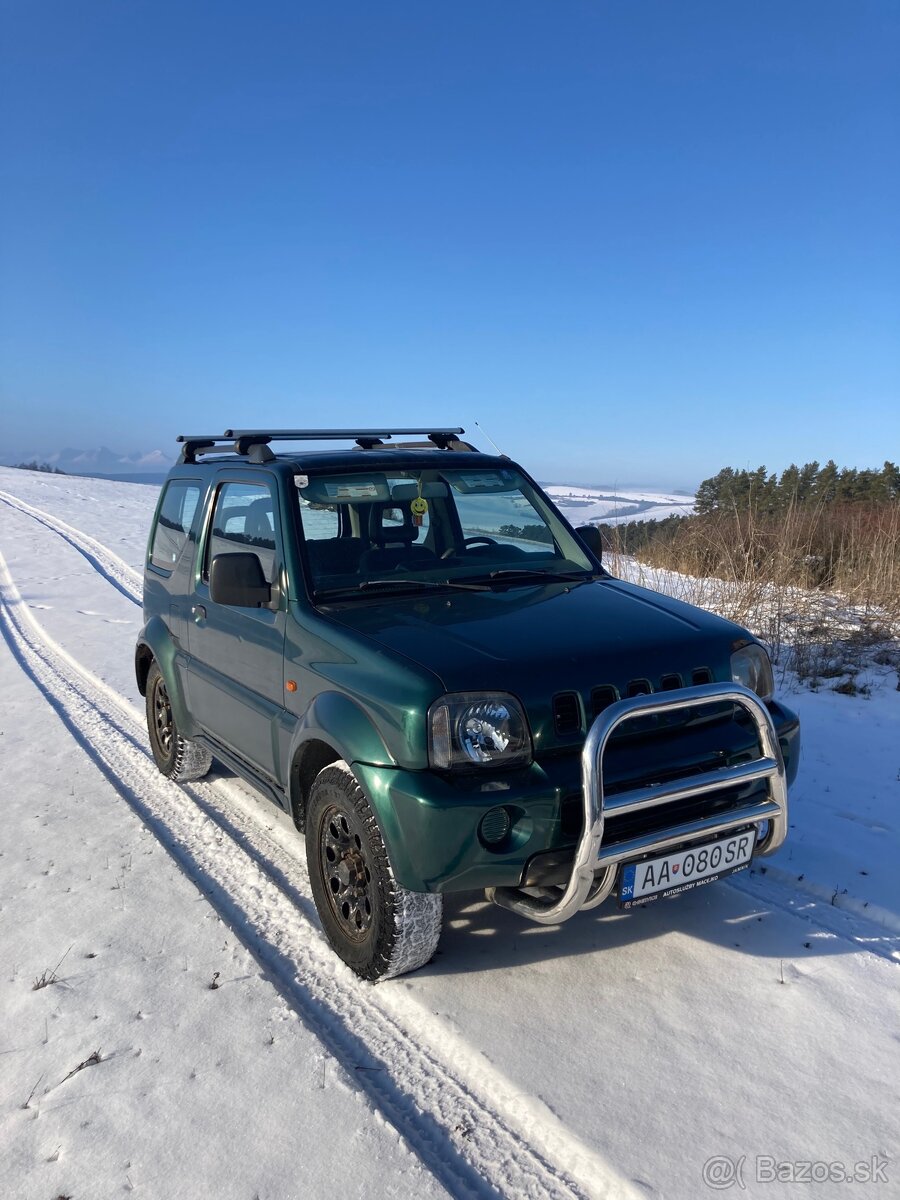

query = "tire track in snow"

[
  {"left": 0, "top": 489, "right": 142, "bottom": 605},
  {"left": 0, "top": 548, "right": 635, "bottom": 1200},
  {"left": 728, "top": 870, "right": 900, "bottom": 962}
]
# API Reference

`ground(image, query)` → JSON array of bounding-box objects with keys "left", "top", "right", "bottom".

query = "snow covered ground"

[
  {"left": 543, "top": 485, "right": 695, "bottom": 526},
  {"left": 1, "top": 465, "right": 898, "bottom": 1200}
]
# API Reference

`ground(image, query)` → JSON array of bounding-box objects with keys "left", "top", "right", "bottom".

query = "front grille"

[
  {"left": 560, "top": 777, "right": 764, "bottom": 846},
  {"left": 605, "top": 788, "right": 746, "bottom": 844},
  {"left": 555, "top": 679, "right": 764, "bottom": 849},
  {"left": 554, "top": 666, "right": 726, "bottom": 743}
]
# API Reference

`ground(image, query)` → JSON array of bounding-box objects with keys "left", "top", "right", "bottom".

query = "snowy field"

[
  {"left": 542, "top": 485, "right": 695, "bottom": 526},
  {"left": 1, "top": 465, "right": 898, "bottom": 1200}
]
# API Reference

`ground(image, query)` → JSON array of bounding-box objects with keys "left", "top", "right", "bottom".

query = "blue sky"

[{"left": 1, "top": 1, "right": 897, "bottom": 489}]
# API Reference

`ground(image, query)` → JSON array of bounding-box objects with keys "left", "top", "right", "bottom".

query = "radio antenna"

[{"left": 474, "top": 420, "right": 505, "bottom": 456}]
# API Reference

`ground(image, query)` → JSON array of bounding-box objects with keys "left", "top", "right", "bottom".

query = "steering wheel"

[{"left": 441, "top": 536, "right": 499, "bottom": 560}]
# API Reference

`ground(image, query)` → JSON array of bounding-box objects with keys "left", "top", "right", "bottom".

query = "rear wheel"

[
  {"left": 306, "top": 761, "right": 442, "bottom": 980},
  {"left": 145, "top": 661, "right": 212, "bottom": 782}
]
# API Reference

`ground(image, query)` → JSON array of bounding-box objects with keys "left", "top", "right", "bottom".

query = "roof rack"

[
  {"left": 176, "top": 435, "right": 230, "bottom": 464},
  {"left": 177, "top": 427, "right": 477, "bottom": 463}
]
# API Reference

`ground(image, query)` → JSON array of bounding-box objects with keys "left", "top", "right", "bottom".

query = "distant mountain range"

[{"left": 2, "top": 445, "right": 175, "bottom": 482}]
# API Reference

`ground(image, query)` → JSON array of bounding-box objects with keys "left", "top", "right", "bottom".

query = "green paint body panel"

[
  {"left": 279, "top": 600, "right": 443, "bottom": 770},
  {"left": 135, "top": 614, "right": 197, "bottom": 737},
  {"left": 137, "top": 448, "right": 801, "bottom": 894}
]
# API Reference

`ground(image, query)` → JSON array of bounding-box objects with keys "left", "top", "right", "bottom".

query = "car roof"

[{"left": 176, "top": 448, "right": 513, "bottom": 473}]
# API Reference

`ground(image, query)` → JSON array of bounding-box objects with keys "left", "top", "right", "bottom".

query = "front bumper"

[
  {"left": 490, "top": 684, "right": 788, "bottom": 923},
  {"left": 353, "top": 685, "right": 799, "bottom": 898}
]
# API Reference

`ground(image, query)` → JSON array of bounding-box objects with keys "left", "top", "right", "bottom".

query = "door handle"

[{"left": 192, "top": 604, "right": 206, "bottom": 621}]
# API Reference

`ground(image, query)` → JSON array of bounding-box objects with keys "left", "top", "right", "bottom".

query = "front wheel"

[
  {"left": 145, "top": 661, "right": 212, "bottom": 782},
  {"left": 306, "top": 762, "right": 442, "bottom": 980}
]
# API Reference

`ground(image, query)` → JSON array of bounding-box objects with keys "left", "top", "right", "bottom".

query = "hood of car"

[{"left": 324, "top": 576, "right": 746, "bottom": 750}]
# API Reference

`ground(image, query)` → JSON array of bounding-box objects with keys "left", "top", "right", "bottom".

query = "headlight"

[
  {"left": 731, "top": 643, "right": 774, "bottom": 701},
  {"left": 428, "top": 693, "right": 532, "bottom": 769}
]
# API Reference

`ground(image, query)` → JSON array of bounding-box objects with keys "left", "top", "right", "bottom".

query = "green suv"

[{"left": 136, "top": 427, "right": 799, "bottom": 980}]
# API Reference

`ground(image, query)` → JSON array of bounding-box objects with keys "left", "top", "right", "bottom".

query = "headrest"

[
  {"left": 245, "top": 498, "right": 274, "bottom": 543},
  {"left": 369, "top": 502, "right": 419, "bottom": 546}
]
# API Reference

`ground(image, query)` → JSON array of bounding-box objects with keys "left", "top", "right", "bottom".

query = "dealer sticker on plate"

[{"left": 617, "top": 828, "right": 757, "bottom": 909}]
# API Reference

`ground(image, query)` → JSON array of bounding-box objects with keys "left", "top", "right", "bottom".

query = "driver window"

[{"left": 204, "top": 482, "right": 278, "bottom": 584}]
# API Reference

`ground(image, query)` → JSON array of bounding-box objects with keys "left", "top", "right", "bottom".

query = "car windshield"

[{"left": 295, "top": 465, "right": 596, "bottom": 598}]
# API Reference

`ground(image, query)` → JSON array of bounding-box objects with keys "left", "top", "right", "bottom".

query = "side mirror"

[
  {"left": 209, "top": 552, "right": 272, "bottom": 608},
  {"left": 575, "top": 524, "right": 603, "bottom": 564}
]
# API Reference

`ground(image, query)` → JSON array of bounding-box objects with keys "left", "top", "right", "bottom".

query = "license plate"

[{"left": 617, "top": 828, "right": 757, "bottom": 909}]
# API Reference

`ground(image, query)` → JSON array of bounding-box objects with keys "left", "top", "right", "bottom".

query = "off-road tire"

[
  {"left": 145, "top": 661, "right": 213, "bottom": 782},
  {"left": 306, "top": 761, "right": 442, "bottom": 981}
]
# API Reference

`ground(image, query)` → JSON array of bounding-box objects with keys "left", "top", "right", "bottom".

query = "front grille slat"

[
  {"left": 552, "top": 691, "right": 581, "bottom": 736},
  {"left": 590, "top": 685, "right": 618, "bottom": 718}
]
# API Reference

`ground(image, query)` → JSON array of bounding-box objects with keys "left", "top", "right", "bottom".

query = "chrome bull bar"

[{"left": 487, "top": 683, "right": 788, "bottom": 925}]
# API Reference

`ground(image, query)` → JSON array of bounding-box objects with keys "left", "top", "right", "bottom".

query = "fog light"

[
  {"left": 756, "top": 820, "right": 770, "bottom": 844},
  {"left": 480, "top": 807, "right": 511, "bottom": 845}
]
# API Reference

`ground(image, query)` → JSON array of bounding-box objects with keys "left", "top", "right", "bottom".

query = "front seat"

[
  {"left": 360, "top": 503, "right": 437, "bottom": 572},
  {"left": 244, "top": 498, "right": 274, "bottom": 548}
]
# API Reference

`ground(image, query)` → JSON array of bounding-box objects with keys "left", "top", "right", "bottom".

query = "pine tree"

[
  {"left": 814, "top": 460, "right": 839, "bottom": 504},
  {"left": 797, "top": 461, "right": 820, "bottom": 505}
]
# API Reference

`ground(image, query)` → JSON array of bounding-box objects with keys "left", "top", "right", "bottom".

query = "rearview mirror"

[
  {"left": 575, "top": 524, "right": 603, "bottom": 564},
  {"left": 209, "top": 552, "right": 272, "bottom": 608}
]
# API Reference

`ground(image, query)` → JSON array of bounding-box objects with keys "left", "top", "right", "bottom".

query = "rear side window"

[{"left": 150, "top": 481, "right": 201, "bottom": 571}]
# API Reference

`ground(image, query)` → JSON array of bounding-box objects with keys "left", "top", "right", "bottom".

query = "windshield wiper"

[
  {"left": 317, "top": 572, "right": 591, "bottom": 600},
  {"left": 485, "top": 568, "right": 597, "bottom": 585},
  {"left": 340, "top": 576, "right": 494, "bottom": 595}
]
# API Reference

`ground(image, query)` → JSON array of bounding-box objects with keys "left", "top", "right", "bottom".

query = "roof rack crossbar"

[
  {"left": 223, "top": 427, "right": 465, "bottom": 444},
  {"left": 177, "top": 427, "right": 475, "bottom": 463},
  {"left": 177, "top": 434, "right": 229, "bottom": 464}
]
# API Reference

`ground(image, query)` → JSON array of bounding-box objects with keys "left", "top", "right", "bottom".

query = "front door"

[{"left": 187, "top": 476, "right": 286, "bottom": 781}]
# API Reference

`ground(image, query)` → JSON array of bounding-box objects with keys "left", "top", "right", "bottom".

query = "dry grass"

[
  {"left": 31, "top": 944, "right": 73, "bottom": 991},
  {"left": 606, "top": 502, "right": 900, "bottom": 692},
  {"left": 608, "top": 501, "right": 900, "bottom": 625}
]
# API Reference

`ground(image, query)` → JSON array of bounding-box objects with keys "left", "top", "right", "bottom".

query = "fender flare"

[
  {"left": 285, "top": 690, "right": 398, "bottom": 829},
  {"left": 286, "top": 690, "right": 397, "bottom": 773},
  {"left": 134, "top": 617, "right": 199, "bottom": 738}
]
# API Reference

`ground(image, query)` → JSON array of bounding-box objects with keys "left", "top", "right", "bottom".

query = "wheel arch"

[
  {"left": 135, "top": 616, "right": 197, "bottom": 737},
  {"left": 135, "top": 642, "right": 154, "bottom": 696},
  {"left": 289, "top": 738, "right": 343, "bottom": 832},
  {"left": 286, "top": 691, "right": 397, "bottom": 833}
]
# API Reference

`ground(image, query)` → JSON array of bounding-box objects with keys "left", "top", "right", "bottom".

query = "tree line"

[
  {"left": 498, "top": 523, "right": 554, "bottom": 544},
  {"left": 13, "top": 461, "right": 67, "bottom": 474},
  {"left": 597, "top": 460, "right": 900, "bottom": 612},
  {"left": 694, "top": 460, "right": 900, "bottom": 515}
]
